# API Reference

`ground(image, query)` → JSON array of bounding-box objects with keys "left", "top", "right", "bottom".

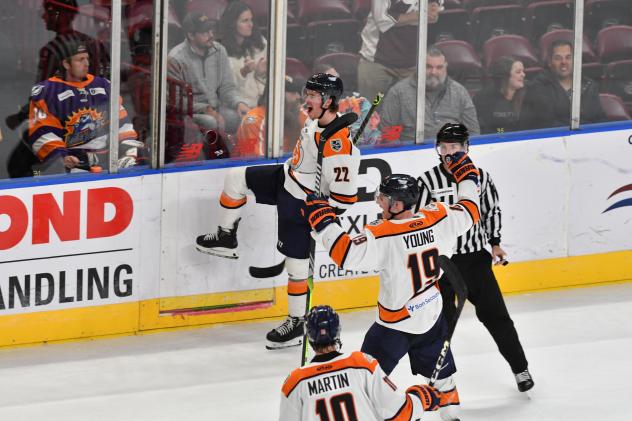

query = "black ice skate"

[
  {"left": 195, "top": 218, "right": 240, "bottom": 259},
  {"left": 515, "top": 369, "right": 535, "bottom": 392},
  {"left": 266, "top": 316, "right": 304, "bottom": 350}
]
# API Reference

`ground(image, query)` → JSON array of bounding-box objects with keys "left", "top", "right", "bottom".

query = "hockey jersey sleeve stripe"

[
  {"left": 329, "top": 232, "right": 352, "bottom": 268},
  {"left": 288, "top": 168, "right": 314, "bottom": 195},
  {"left": 32, "top": 134, "right": 66, "bottom": 161},
  {"left": 457, "top": 199, "right": 480, "bottom": 225},
  {"left": 329, "top": 191, "right": 358, "bottom": 204},
  {"left": 219, "top": 192, "right": 247, "bottom": 209},
  {"left": 378, "top": 302, "right": 411, "bottom": 324},
  {"left": 281, "top": 352, "right": 377, "bottom": 397},
  {"left": 385, "top": 395, "right": 414, "bottom": 421}
]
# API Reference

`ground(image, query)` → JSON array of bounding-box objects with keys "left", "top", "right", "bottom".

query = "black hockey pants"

[{"left": 439, "top": 249, "right": 529, "bottom": 374}]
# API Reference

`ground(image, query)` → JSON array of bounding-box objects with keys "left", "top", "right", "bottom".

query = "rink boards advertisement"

[{"left": 0, "top": 128, "right": 630, "bottom": 345}]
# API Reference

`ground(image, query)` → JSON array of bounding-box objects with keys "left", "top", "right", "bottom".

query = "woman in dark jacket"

[{"left": 473, "top": 56, "right": 526, "bottom": 134}]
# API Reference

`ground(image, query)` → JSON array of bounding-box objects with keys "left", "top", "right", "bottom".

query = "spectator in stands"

[
  {"left": 473, "top": 56, "right": 527, "bottom": 135},
  {"left": 380, "top": 46, "right": 479, "bottom": 143},
  {"left": 235, "top": 75, "right": 306, "bottom": 157},
  {"left": 314, "top": 63, "right": 381, "bottom": 146},
  {"left": 521, "top": 40, "right": 606, "bottom": 129},
  {"left": 357, "top": 0, "right": 443, "bottom": 101},
  {"left": 27, "top": 40, "right": 140, "bottom": 174},
  {"left": 218, "top": 1, "right": 267, "bottom": 108},
  {"left": 5, "top": 0, "right": 109, "bottom": 131},
  {"left": 168, "top": 11, "right": 250, "bottom": 134}
]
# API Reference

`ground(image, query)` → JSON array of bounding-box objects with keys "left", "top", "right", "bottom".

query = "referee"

[{"left": 416, "top": 123, "right": 534, "bottom": 392}]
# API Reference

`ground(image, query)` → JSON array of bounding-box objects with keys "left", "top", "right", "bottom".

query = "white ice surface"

[{"left": 1, "top": 283, "right": 631, "bottom": 421}]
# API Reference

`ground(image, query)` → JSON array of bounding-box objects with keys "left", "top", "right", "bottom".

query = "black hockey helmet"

[
  {"left": 436, "top": 122, "right": 470, "bottom": 146},
  {"left": 378, "top": 174, "right": 420, "bottom": 211},
  {"left": 306, "top": 305, "right": 341, "bottom": 348},
  {"left": 305, "top": 73, "right": 343, "bottom": 107}
]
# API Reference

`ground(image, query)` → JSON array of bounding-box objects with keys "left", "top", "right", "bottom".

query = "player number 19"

[{"left": 407, "top": 248, "right": 440, "bottom": 292}]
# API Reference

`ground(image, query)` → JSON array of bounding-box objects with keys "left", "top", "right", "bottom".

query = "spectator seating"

[
  {"left": 351, "top": 0, "right": 371, "bottom": 22},
  {"left": 242, "top": 0, "right": 271, "bottom": 29},
  {"left": 604, "top": 59, "right": 632, "bottom": 108},
  {"left": 470, "top": 4, "right": 525, "bottom": 47},
  {"left": 463, "top": 0, "right": 522, "bottom": 12},
  {"left": 428, "top": 8, "right": 470, "bottom": 44},
  {"left": 306, "top": 19, "right": 361, "bottom": 58},
  {"left": 483, "top": 35, "right": 540, "bottom": 71},
  {"left": 599, "top": 93, "right": 631, "bottom": 120},
  {"left": 585, "top": 0, "right": 632, "bottom": 38},
  {"left": 295, "top": 0, "right": 352, "bottom": 24},
  {"left": 436, "top": 40, "right": 483, "bottom": 93},
  {"left": 524, "top": 0, "right": 574, "bottom": 42},
  {"left": 539, "top": 29, "right": 599, "bottom": 63},
  {"left": 313, "top": 52, "right": 360, "bottom": 93},
  {"left": 73, "top": 4, "right": 110, "bottom": 39},
  {"left": 597, "top": 25, "right": 632, "bottom": 63},
  {"left": 286, "top": 57, "right": 310, "bottom": 80},
  {"left": 582, "top": 62, "right": 604, "bottom": 85},
  {"left": 185, "top": 0, "right": 228, "bottom": 22}
]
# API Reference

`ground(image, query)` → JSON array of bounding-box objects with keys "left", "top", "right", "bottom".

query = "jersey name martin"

[
  {"left": 402, "top": 229, "right": 435, "bottom": 250},
  {"left": 307, "top": 372, "right": 350, "bottom": 396}
]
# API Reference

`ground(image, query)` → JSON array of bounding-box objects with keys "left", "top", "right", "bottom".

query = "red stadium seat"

[
  {"left": 470, "top": 5, "right": 525, "bottom": 47},
  {"left": 435, "top": 40, "right": 483, "bottom": 92},
  {"left": 286, "top": 57, "right": 310, "bottom": 80},
  {"left": 185, "top": 0, "right": 228, "bottom": 21},
  {"left": 428, "top": 8, "right": 470, "bottom": 44},
  {"left": 306, "top": 19, "right": 360, "bottom": 58},
  {"left": 586, "top": 0, "right": 632, "bottom": 38},
  {"left": 597, "top": 25, "right": 632, "bottom": 63},
  {"left": 599, "top": 93, "right": 631, "bottom": 120},
  {"left": 483, "top": 35, "right": 540, "bottom": 71},
  {"left": 524, "top": 0, "right": 574, "bottom": 42},
  {"left": 313, "top": 52, "right": 360, "bottom": 92},
  {"left": 296, "top": 0, "right": 352, "bottom": 24},
  {"left": 462, "top": 0, "right": 522, "bottom": 10},
  {"left": 351, "top": 0, "right": 371, "bottom": 21},
  {"left": 539, "top": 29, "right": 598, "bottom": 63},
  {"left": 582, "top": 63, "right": 604, "bottom": 84},
  {"left": 604, "top": 59, "right": 632, "bottom": 108}
]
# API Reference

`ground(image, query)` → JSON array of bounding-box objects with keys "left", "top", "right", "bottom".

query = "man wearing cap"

[
  {"left": 168, "top": 11, "right": 250, "bottom": 135},
  {"left": 235, "top": 75, "right": 306, "bottom": 157},
  {"left": 27, "top": 40, "right": 140, "bottom": 173}
]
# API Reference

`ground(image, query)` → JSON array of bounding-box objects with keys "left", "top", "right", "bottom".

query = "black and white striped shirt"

[{"left": 416, "top": 164, "right": 502, "bottom": 254}]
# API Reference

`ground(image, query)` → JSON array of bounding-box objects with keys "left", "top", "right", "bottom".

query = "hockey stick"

[
  {"left": 248, "top": 93, "right": 384, "bottom": 280},
  {"left": 429, "top": 255, "right": 468, "bottom": 387},
  {"left": 301, "top": 111, "right": 358, "bottom": 366}
]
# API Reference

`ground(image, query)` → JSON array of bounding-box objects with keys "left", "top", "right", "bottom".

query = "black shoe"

[
  {"left": 515, "top": 369, "right": 534, "bottom": 392},
  {"left": 195, "top": 218, "right": 240, "bottom": 259},
  {"left": 266, "top": 316, "right": 304, "bottom": 349}
]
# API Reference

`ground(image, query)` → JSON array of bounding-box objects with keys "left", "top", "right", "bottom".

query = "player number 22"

[
  {"left": 315, "top": 392, "right": 358, "bottom": 421},
  {"left": 407, "top": 248, "right": 440, "bottom": 292},
  {"left": 333, "top": 167, "right": 349, "bottom": 182}
]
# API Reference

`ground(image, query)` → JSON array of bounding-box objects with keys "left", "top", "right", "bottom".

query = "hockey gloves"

[
  {"left": 303, "top": 193, "right": 338, "bottom": 233},
  {"left": 406, "top": 384, "right": 441, "bottom": 412},
  {"left": 118, "top": 139, "right": 145, "bottom": 169},
  {"left": 442, "top": 151, "right": 479, "bottom": 184}
]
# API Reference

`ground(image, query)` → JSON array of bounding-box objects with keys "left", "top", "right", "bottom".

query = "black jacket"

[
  {"left": 473, "top": 86, "right": 525, "bottom": 135},
  {"left": 521, "top": 70, "right": 606, "bottom": 129}
]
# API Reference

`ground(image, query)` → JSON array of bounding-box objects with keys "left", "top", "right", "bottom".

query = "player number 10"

[
  {"left": 315, "top": 392, "right": 358, "bottom": 421},
  {"left": 407, "top": 248, "right": 440, "bottom": 292}
]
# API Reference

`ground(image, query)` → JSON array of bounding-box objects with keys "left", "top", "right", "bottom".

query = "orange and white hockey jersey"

[
  {"left": 317, "top": 179, "right": 480, "bottom": 334},
  {"left": 283, "top": 116, "right": 360, "bottom": 210},
  {"left": 279, "top": 351, "right": 430, "bottom": 421}
]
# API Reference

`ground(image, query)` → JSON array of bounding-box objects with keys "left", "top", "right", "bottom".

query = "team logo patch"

[
  {"left": 64, "top": 108, "right": 105, "bottom": 147},
  {"left": 330, "top": 138, "right": 342, "bottom": 152},
  {"left": 423, "top": 203, "right": 439, "bottom": 212},
  {"left": 368, "top": 219, "right": 383, "bottom": 226},
  {"left": 89, "top": 87, "right": 107, "bottom": 96},
  {"left": 31, "top": 85, "right": 44, "bottom": 97},
  {"left": 57, "top": 90, "right": 75, "bottom": 101}
]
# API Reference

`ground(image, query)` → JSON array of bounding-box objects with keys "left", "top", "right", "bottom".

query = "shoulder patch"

[
  {"left": 368, "top": 219, "right": 384, "bottom": 226},
  {"left": 423, "top": 203, "right": 440, "bottom": 212},
  {"left": 57, "top": 90, "right": 75, "bottom": 101},
  {"left": 31, "top": 85, "right": 44, "bottom": 97},
  {"left": 330, "top": 138, "right": 342, "bottom": 152}
]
